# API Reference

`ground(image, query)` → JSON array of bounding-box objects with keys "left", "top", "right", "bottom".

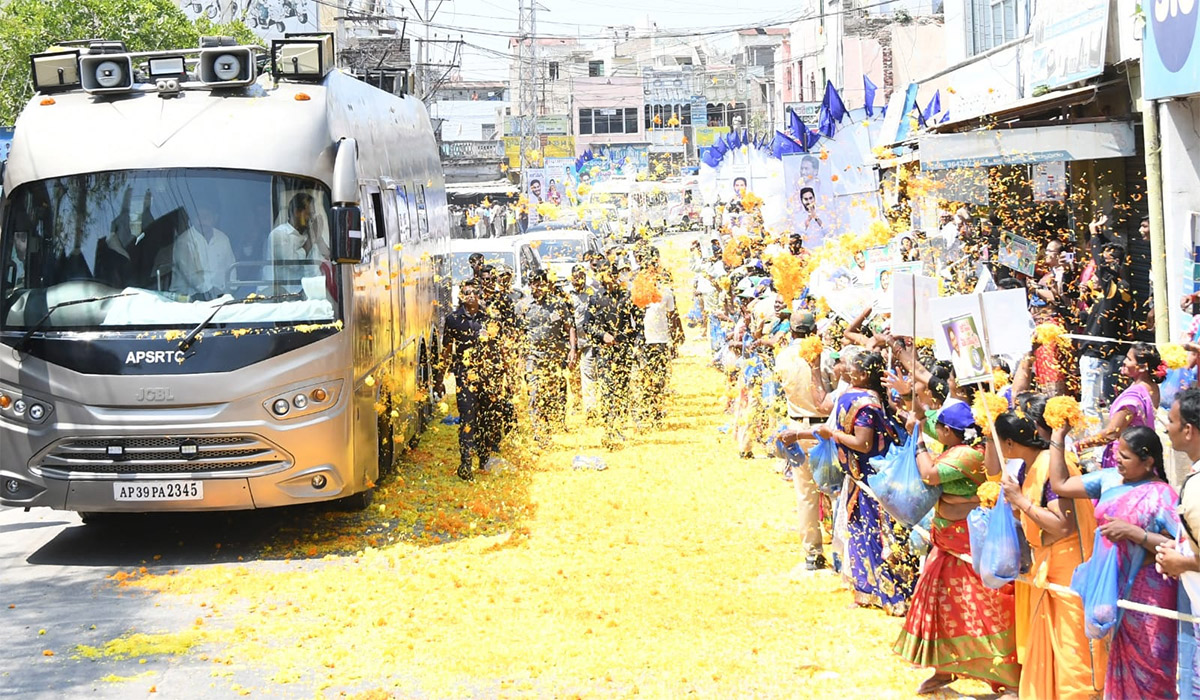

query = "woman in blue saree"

[{"left": 817, "top": 350, "right": 916, "bottom": 615}]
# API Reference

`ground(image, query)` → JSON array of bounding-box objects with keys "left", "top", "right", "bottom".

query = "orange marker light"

[
  {"left": 295, "top": 92, "right": 311, "bottom": 101},
  {"left": 40, "top": 98, "right": 56, "bottom": 106},
  {"left": 311, "top": 388, "right": 328, "bottom": 402},
  {"left": 0, "top": 394, "right": 10, "bottom": 409}
]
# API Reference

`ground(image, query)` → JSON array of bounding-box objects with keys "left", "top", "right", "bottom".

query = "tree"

[{"left": 0, "top": 0, "right": 259, "bottom": 125}]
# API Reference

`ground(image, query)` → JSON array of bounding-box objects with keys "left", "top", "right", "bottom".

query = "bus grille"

[{"left": 32, "top": 435, "right": 291, "bottom": 475}]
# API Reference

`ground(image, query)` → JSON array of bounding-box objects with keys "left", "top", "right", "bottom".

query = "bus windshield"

[{"left": 1, "top": 169, "right": 339, "bottom": 331}]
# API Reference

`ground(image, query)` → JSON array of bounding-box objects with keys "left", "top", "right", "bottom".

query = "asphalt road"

[{"left": 0, "top": 505, "right": 343, "bottom": 698}]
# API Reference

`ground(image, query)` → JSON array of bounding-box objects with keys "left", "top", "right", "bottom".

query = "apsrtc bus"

[{"left": 0, "top": 35, "right": 449, "bottom": 516}]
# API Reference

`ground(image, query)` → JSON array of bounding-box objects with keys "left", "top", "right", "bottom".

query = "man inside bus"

[
  {"left": 172, "top": 205, "right": 236, "bottom": 300},
  {"left": 268, "top": 193, "right": 329, "bottom": 291}
]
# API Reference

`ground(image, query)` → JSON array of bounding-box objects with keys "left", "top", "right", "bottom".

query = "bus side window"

[
  {"left": 416, "top": 185, "right": 429, "bottom": 240},
  {"left": 395, "top": 186, "right": 412, "bottom": 242},
  {"left": 370, "top": 191, "right": 386, "bottom": 240}
]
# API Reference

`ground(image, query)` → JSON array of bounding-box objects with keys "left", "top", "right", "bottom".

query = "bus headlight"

[
  {"left": 264, "top": 380, "right": 343, "bottom": 421},
  {"left": 0, "top": 391, "right": 52, "bottom": 424}
]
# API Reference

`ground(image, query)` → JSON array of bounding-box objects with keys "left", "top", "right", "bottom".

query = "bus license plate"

[{"left": 113, "top": 481, "right": 203, "bottom": 502}]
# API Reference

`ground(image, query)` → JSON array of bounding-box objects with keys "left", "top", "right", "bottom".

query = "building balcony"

[{"left": 440, "top": 140, "right": 505, "bottom": 161}]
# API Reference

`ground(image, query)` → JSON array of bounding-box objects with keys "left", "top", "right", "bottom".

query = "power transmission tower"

[{"left": 516, "top": 0, "right": 539, "bottom": 178}]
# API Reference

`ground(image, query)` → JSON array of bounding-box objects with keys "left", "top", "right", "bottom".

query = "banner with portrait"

[{"left": 940, "top": 311, "right": 992, "bottom": 385}]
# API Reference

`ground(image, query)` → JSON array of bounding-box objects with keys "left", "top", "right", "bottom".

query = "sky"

[{"left": 395, "top": 0, "right": 812, "bottom": 80}]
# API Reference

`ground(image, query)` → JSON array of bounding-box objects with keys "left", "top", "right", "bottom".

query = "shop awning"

[
  {"left": 930, "top": 84, "right": 1101, "bottom": 133},
  {"left": 445, "top": 179, "right": 519, "bottom": 197},
  {"left": 916, "top": 121, "right": 1136, "bottom": 170}
]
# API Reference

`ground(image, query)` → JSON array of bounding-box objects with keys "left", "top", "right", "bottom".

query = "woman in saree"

[
  {"left": 1074, "top": 342, "right": 1164, "bottom": 469},
  {"left": 893, "top": 401, "right": 1020, "bottom": 696},
  {"left": 992, "top": 411, "right": 1106, "bottom": 700},
  {"left": 1048, "top": 424, "right": 1181, "bottom": 699},
  {"left": 815, "top": 350, "right": 916, "bottom": 615}
]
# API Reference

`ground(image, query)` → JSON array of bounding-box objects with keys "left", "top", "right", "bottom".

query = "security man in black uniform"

[
  {"left": 518, "top": 269, "right": 577, "bottom": 442},
  {"left": 583, "top": 260, "right": 641, "bottom": 449},
  {"left": 442, "top": 279, "right": 497, "bottom": 480}
]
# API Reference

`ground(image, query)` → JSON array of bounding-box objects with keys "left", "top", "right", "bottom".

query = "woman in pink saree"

[
  {"left": 1076, "top": 343, "right": 1164, "bottom": 469},
  {"left": 1049, "top": 424, "right": 1181, "bottom": 699}
]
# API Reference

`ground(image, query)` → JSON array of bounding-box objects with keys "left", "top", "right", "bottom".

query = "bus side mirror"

[{"left": 331, "top": 205, "right": 362, "bottom": 263}]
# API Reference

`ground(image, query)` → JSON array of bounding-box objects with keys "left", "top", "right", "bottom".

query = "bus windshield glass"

[{"left": 1, "top": 169, "right": 339, "bottom": 331}]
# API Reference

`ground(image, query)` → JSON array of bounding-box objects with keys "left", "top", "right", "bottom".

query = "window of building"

[
  {"left": 588, "top": 60, "right": 604, "bottom": 77},
  {"left": 967, "top": 0, "right": 1018, "bottom": 55},
  {"left": 482, "top": 123, "right": 496, "bottom": 139},
  {"left": 580, "top": 107, "right": 638, "bottom": 135},
  {"left": 548, "top": 62, "right": 560, "bottom": 80}
]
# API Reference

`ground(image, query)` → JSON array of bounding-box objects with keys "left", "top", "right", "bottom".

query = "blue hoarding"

[{"left": 1144, "top": 2, "right": 1200, "bottom": 100}]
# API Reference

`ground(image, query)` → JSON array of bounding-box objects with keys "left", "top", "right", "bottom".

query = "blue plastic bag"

[
  {"left": 761, "top": 378, "right": 781, "bottom": 400},
  {"left": 1071, "top": 532, "right": 1121, "bottom": 640},
  {"left": 866, "top": 436, "right": 940, "bottom": 527},
  {"left": 686, "top": 299, "right": 704, "bottom": 327},
  {"left": 1161, "top": 367, "right": 1197, "bottom": 410},
  {"left": 977, "top": 491, "right": 1021, "bottom": 589},
  {"left": 967, "top": 506, "right": 989, "bottom": 574},
  {"left": 909, "top": 509, "right": 934, "bottom": 557},
  {"left": 808, "top": 435, "right": 842, "bottom": 495}
]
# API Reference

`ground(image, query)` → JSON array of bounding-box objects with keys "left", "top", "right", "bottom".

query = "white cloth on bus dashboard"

[{"left": 103, "top": 289, "right": 334, "bottom": 326}]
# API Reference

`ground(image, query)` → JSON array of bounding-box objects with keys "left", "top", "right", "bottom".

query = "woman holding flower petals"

[
  {"left": 1047, "top": 424, "right": 1180, "bottom": 700},
  {"left": 991, "top": 410, "right": 1106, "bottom": 700},
  {"left": 1074, "top": 342, "right": 1163, "bottom": 470},
  {"left": 816, "top": 351, "right": 916, "bottom": 615},
  {"left": 893, "top": 401, "right": 1020, "bottom": 696}
]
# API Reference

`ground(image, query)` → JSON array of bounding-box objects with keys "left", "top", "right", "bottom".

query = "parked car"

[
  {"left": 448, "top": 237, "right": 544, "bottom": 306},
  {"left": 515, "top": 226, "right": 603, "bottom": 282}
]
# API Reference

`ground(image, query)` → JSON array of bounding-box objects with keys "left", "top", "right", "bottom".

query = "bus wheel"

[
  {"left": 378, "top": 410, "right": 396, "bottom": 477},
  {"left": 336, "top": 487, "right": 374, "bottom": 511},
  {"left": 79, "top": 511, "right": 118, "bottom": 526}
]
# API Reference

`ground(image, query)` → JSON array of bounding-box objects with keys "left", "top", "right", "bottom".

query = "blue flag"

[
  {"left": 863, "top": 75, "right": 878, "bottom": 118},
  {"left": 801, "top": 127, "right": 821, "bottom": 151},
  {"left": 772, "top": 131, "right": 804, "bottom": 158},
  {"left": 823, "top": 80, "right": 847, "bottom": 124},
  {"left": 921, "top": 90, "right": 941, "bottom": 126},
  {"left": 817, "top": 104, "right": 836, "bottom": 138}
]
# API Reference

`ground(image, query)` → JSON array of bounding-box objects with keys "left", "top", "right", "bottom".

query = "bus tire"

[
  {"left": 378, "top": 409, "right": 395, "bottom": 477},
  {"left": 79, "top": 511, "right": 118, "bottom": 526},
  {"left": 336, "top": 487, "right": 374, "bottom": 511}
]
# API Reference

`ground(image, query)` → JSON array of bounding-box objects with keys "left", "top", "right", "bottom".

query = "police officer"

[
  {"left": 583, "top": 260, "right": 640, "bottom": 449},
  {"left": 518, "top": 269, "right": 576, "bottom": 442},
  {"left": 441, "top": 279, "right": 495, "bottom": 480}
]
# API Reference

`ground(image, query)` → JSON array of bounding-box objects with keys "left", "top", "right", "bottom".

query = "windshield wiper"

[
  {"left": 177, "top": 292, "right": 302, "bottom": 352},
  {"left": 16, "top": 292, "right": 137, "bottom": 353}
]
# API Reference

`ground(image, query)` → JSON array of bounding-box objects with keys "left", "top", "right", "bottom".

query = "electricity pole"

[{"left": 517, "top": 0, "right": 539, "bottom": 179}]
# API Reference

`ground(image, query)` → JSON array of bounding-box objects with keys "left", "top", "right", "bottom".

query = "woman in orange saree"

[{"left": 991, "top": 408, "right": 1106, "bottom": 700}]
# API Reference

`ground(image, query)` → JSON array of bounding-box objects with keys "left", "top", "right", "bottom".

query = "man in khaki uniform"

[{"left": 773, "top": 310, "right": 829, "bottom": 571}]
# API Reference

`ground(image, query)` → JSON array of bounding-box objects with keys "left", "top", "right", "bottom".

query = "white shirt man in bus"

[
  {"left": 172, "top": 206, "right": 235, "bottom": 299},
  {"left": 268, "top": 193, "right": 328, "bottom": 290}
]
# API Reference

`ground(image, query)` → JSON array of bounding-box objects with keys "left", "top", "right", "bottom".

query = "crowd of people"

[
  {"left": 438, "top": 246, "right": 683, "bottom": 480},
  {"left": 688, "top": 201, "right": 1200, "bottom": 699}
]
